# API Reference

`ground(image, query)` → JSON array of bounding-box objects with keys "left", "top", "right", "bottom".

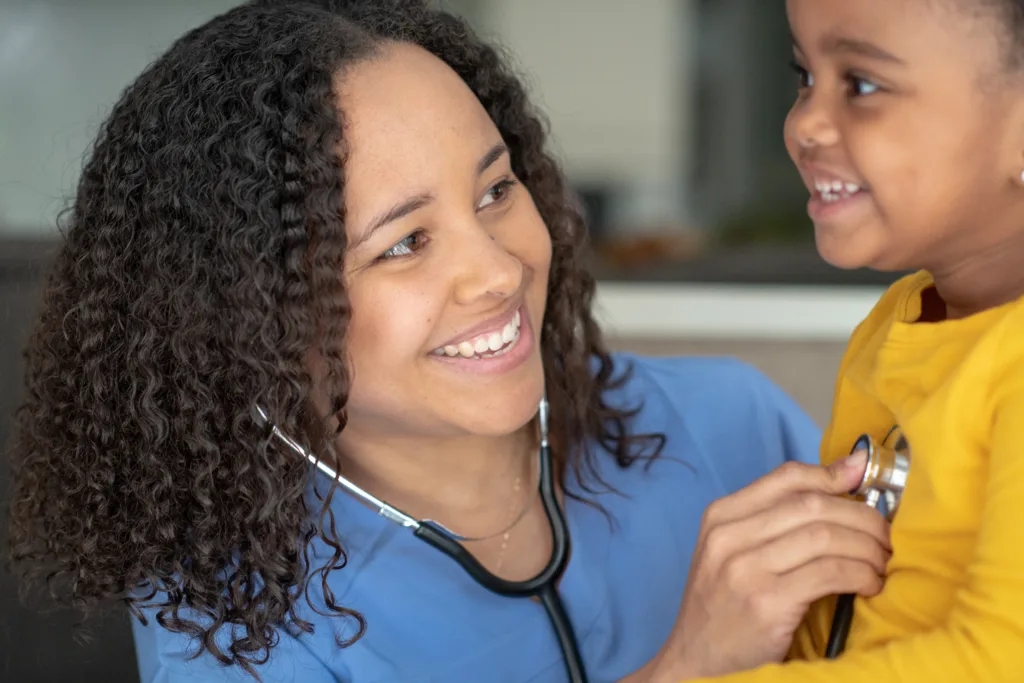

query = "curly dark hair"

[{"left": 7, "top": 0, "right": 665, "bottom": 677}]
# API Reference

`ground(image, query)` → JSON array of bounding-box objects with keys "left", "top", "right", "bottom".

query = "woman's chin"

[{"left": 457, "top": 382, "right": 546, "bottom": 438}]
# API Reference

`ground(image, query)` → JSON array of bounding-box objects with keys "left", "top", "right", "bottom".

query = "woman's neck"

[{"left": 333, "top": 424, "right": 538, "bottom": 539}]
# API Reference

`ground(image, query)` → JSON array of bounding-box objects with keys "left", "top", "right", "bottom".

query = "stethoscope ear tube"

[
  {"left": 411, "top": 410, "right": 588, "bottom": 683},
  {"left": 411, "top": 412, "right": 569, "bottom": 596},
  {"left": 255, "top": 397, "right": 588, "bottom": 683}
]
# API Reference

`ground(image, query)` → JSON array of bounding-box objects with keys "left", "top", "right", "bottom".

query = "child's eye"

[
  {"left": 379, "top": 229, "right": 427, "bottom": 261},
  {"left": 848, "top": 74, "right": 880, "bottom": 97},
  {"left": 789, "top": 60, "right": 813, "bottom": 89},
  {"left": 478, "top": 178, "right": 518, "bottom": 209}
]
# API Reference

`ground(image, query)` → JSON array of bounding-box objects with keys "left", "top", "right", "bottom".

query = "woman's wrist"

[
  {"left": 651, "top": 652, "right": 701, "bottom": 683},
  {"left": 620, "top": 644, "right": 701, "bottom": 683}
]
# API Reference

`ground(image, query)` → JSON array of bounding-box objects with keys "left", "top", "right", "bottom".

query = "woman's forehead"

[
  {"left": 336, "top": 44, "right": 504, "bottom": 230},
  {"left": 337, "top": 43, "right": 497, "bottom": 165}
]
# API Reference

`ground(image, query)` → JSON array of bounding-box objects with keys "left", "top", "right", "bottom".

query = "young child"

[{"left": 690, "top": 0, "right": 1024, "bottom": 680}]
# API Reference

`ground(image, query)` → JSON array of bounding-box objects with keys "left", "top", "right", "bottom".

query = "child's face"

[{"left": 785, "top": 0, "right": 1024, "bottom": 272}]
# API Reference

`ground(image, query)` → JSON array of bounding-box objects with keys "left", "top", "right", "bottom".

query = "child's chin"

[
  {"left": 814, "top": 231, "right": 889, "bottom": 272},
  {"left": 819, "top": 250, "right": 911, "bottom": 274},
  {"left": 815, "top": 242, "right": 871, "bottom": 271}
]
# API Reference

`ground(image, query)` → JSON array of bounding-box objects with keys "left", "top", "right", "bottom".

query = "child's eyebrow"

[
  {"left": 789, "top": 30, "right": 906, "bottom": 66},
  {"left": 824, "top": 36, "right": 906, "bottom": 65}
]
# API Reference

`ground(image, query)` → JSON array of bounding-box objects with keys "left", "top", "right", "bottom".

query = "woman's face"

[{"left": 336, "top": 43, "right": 552, "bottom": 442}]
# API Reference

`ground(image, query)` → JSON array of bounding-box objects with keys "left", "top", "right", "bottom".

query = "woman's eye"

[
  {"left": 478, "top": 178, "right": 518, "bottom": 209},
  {"left": 848, "top": 75, "right": 880, "bottom": 97},
  {"left": 379, "top": 229, "right": 426, "bottom": 260},
  {"left": 789, "top": 60, "right": 813, "bottom": 89}
]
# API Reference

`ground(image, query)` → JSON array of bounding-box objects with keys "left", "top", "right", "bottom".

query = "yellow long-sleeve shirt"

[{"left": 689, "top": 271, "right": 1024, "bottom": 682}]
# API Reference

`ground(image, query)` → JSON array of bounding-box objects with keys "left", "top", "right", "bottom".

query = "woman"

[{"left": 6, "top": 2, "right": 890, "bottom": 682}]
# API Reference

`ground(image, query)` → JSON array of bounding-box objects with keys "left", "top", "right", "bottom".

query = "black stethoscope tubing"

[{"left": 253, "top": 399, "right": 589, "bottom": 683}]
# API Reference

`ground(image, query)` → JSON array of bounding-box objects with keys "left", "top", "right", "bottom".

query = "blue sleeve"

[
  {"left": 618, "top": 354, "right": 822, "bottom": 495},
  {"left": 132, "top": 612, "right": 343, "bottom": 683},
  {"left": 749, "top": 363, "right": 822, "bottom": 469}
]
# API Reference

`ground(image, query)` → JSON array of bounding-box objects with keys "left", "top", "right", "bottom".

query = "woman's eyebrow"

[
  {"left": 351, "top": 192, "right": 434, "bottom": 251},
  {"left": 351, "top": 142, "right": 510, "bottom": 250},
  {"left": 476, "top": 142, "right": 508, "bottom": 176}
]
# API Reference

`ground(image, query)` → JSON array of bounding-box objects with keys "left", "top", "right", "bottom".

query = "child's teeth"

[{"left": 813, "top": 178, "right": 863, "bottom": 203}]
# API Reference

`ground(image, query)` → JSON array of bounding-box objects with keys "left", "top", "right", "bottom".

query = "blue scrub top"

[{"left": 132, "top": 353, "right": 821, "bottom": 682}]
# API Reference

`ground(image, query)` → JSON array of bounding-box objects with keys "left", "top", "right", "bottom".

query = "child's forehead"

[
  {"left": 788, "top": 0, "right": 1002, "bottom": 65},
  {"left": 790, "top": 0, "right": 933, "bottom": 37}
]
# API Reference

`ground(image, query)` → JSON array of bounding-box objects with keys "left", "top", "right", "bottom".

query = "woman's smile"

[{"left": 430, "top": 304, "right": 536, "bottom": 376}]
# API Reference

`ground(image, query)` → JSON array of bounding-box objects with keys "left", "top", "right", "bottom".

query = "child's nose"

[{"left": 787, "top": 96, "right": 840, "bottom": 149}]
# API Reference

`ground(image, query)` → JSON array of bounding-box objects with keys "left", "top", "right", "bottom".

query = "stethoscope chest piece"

[
  {"left": 826, "top": 427, "right": 911, "bottom": 659},
  {"left": 848, "top": 429, "right": 911, "bottom": 521}
]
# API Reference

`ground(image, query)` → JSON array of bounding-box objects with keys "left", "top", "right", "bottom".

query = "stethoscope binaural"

[
  {"left": 825, "top": 428, "right": 910, "bottom": 659},
  {"left": 252, "top": 398, "right": 590, "bottom": 683}
]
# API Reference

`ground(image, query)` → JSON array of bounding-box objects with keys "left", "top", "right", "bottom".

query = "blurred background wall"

[{"left": 0, "top": 0, "right": 896, "bottom": 680}]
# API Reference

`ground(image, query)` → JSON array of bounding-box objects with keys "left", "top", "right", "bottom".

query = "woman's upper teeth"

[{"left": 435, "top": 310, "right": 521, "bottom": 358}]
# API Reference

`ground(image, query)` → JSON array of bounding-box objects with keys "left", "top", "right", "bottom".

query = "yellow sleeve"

[{"left": 682, "top": 382, "right": 1024, "bottom": 683}]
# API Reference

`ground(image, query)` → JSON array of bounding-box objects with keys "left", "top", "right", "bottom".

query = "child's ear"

[
  {"left": 1004, "top": 99, "right": 1024, "bottom": 188},
  {"left": 1013, "top": 143, "right": 1024, "bottom": 189}
]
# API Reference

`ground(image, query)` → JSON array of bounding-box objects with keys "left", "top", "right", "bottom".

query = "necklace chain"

[{"left": 494, "top": 472, "right": 523, "bottom": 573}]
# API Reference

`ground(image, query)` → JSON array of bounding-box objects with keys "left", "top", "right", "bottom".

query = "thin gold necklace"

[
  {"left": 454, "top": 450, "right": 538, "bottom": 543},
  {"left": 494, "top": 472, "right": 523, "bottom": 573}
]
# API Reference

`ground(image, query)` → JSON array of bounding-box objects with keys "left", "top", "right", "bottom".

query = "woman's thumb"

[{"left": 823, "top": 448, "right": 869, "bottom": 494}]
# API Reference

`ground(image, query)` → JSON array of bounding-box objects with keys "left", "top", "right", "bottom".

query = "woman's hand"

[{"left": 626, "top": 451, "right": 890, "bottom": 683}]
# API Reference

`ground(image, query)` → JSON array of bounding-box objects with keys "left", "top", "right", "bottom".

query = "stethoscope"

[
  {"left": 251, "top": 398, "right": 590, "bottom": 683},
  {"left": 825, "top": 427, "right": 910, "bottom": 659}
]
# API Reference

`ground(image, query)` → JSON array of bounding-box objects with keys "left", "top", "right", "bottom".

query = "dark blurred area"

[{"left": 0, "top": 240, "right": 140, "bottom": 683}]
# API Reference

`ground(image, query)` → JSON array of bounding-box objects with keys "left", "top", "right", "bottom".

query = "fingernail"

[{"left": 844, "top": 449, "right": 868, "bottom": 471}]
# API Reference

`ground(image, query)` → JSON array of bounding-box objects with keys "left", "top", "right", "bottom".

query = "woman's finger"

[
  {"left": 701, "top": 452, "right": 869, "bottom": 528},
  {"left": 698, "top": 489, "right": 889, "bottom": 571},
  {"left": 705, "top": 490, "right": 891, "bottom": 562},
  {"left": 774, "top": 555, "right": 886, "bottom": 605},
  {"left": 739, "top": 520, "right": 891, "bottom": 577}
]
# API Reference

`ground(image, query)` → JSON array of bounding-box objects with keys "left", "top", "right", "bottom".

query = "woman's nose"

[{"left": 450, "top": 227, "right": 524, "bottom": 305}]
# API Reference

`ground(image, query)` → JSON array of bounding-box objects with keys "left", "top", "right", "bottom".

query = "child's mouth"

[
  {"left": 806, "top": 176, "right": 871, "bottom": 222},
  {"left": 814, "top": 179, "right": 867, "bottom": 203}
]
